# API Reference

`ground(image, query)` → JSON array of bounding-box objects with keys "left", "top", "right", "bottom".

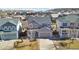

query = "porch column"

[{"left": 30, "top": 30, "right": 33, "bottom": 39}]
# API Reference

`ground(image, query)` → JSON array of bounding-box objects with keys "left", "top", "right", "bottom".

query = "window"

[
  {"left": 62, "top": 32, "right": 68, "bottom": 35},
  {"left": 78, "top": 32, "right": 79, "bottom": 38},
  {"left": 62, "top": 30, "right": 68, "bottom": 37},
  {"left": 77, "top": 23, "right": 79, "bottom": 28},
  {"left": 70, "top": 23, "right": 75, "bottom": 28},
  {"left": 0, "top": 27, "right": 1, "bottom": 30},
  {"left": 78, "top": 23, "right": 79, "bottom": 26},
  {"left": 62, "top": 30, "right": 67, "bottom": 34},
  {"left": 2, "top": 26, "right": 16, "bottom": 32},
  {"left": 0, "top": 36, "right": 1, "bottom": 40},
  {"left": 5, "top": 26, "right": 16, "bottom": 31},
  {"left": 63, "top": 23, "right": 67, "bottom": 26},
  {"left": 12, "top": 26, "right": 16, "bottom": 31},
  {"left": 29, "top": 32, "right": 31, "bottom": 34},
  {"left": 70, "top": 23, "right": 75, "bottom": 26},
  {"left": 62, "top": 30, "right": 67, "bottom": 32},
  {"left": 8, "top": 26, "right": 11, "bottom": 31},
  {"left": 35, "top": 31, "right": 38, "bottom": 38},
  {"left": 3, "top": 26, "right": 8, "bottom": 31}
]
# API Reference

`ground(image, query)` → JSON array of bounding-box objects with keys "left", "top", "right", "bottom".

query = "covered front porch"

[{"left": 0, "top": 31, "right": 18, "bottom": 41}]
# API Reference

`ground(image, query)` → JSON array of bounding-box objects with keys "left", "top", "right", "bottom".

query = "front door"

[
  {"left": 35, "top": 31, "right": 38, "bottom": 38},
  {"left": 0, "top": 35, "right": 1, "bottom": 40}
]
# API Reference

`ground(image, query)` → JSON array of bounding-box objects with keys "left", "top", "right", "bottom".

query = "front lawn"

[
  {"left": 69, "top": 40, "right": 79, "bottom": 49},
  {"left": 53, "top": 40, "right": 79, "bottom": 49},
  {"left": 15, "top": 40, "right": 39, "bottom": 50}
]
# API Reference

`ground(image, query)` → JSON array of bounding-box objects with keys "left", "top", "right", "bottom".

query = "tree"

[{"left": 53, "top": 30, "right": 59, "bottom": 35}]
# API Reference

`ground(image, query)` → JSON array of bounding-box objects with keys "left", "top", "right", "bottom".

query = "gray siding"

[{"left": 0, "top": 32, "right": 18, "bottom": 40}]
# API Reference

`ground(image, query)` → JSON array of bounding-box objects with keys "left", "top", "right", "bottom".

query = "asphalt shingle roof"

[
  {"left": 0, "top": 18, "right": 20, "bottom": 26},
  {"left": 58, "top": 14, "right": 79, "bottom": 23},
  {"left": 27, "top": 15, "right": 52, "bottom": 28}
]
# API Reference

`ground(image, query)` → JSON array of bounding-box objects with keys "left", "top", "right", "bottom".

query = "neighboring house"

[
  {"left": 27, "top": 15, "right": 52, "bottom": 39},
  {"left": 0, "top": 18, "right": 22, "bottom": 40},
  {"left": 57, "top": 14, "right": 79, "bottom": 39},
  {"left": 51, "top": 14, "right": 59, "bottom": 18},
  {"left": 12, "top": 15, "right": 26, "bottom": 20}
]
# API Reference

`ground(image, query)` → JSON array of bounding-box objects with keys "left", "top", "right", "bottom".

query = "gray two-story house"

[
  {"left": 27, "top": 15, "right": 52, "bottom": 39},
  {"left": 57, "top": 14, "right": 79, "bottom": 39},
  {"left": 0, "top": 18, "right": 22, "bottom": 40}
]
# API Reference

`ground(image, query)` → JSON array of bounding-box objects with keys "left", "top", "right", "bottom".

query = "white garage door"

[{"left": 39, "top": 32, "right": 50, "bottom": 38}]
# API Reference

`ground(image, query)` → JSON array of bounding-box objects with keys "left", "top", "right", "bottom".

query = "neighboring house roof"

[
  {"left": 58, "top": 14, "right": 79, "bottom": 23},
  {"left": 51, "top": 14, "right": 59, "bottom": 18},
  {"left": 1, "top": 22, "right": 16, "bottom": 27},
  {"left": 27, "top": 15, "right": 52, "bottom": 29},
  {"left": 0, "top": 18, "right": 20, "bottom": 26}
]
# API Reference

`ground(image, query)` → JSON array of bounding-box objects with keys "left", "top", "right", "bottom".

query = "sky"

[
  {"left": 0, "top": 8, "right": 53, "bottom": 11},
  {"left": 24, "top": 8, "right": 53, "bottom": 11}
]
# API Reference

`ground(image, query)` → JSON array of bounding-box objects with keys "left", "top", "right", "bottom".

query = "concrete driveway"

[{"left": 37, "top": 39, "right": 56, "bottom": 50}]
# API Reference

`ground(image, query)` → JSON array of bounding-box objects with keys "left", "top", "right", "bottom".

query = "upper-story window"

[
  {"left": 62, "top": 23, "right": 67, "bottom": 26},
  {"left": 62, "top": 30, "right": 67, "bottom": 33},
  {"left": 76, "top": 23, "right": 79, "bottom": 29},
  {"left": 3, "top": 26, "right": 8, "bottom": 31},
  {"left": 78, "top": 32, "right": 79, "bottom": 38},
  {"left": 70, "top": 23, "right": 75, "bottom": 25},
  {"left": 70, "top": 23, "right": 75, "bottom": 28},
  {"left": 8, "top": 26, "right": 16, "bottom": 31},
  {"left": 78, "top": 23, "right": 79, "bottom": 26},
  {"left": 62, "top": 30, "right": 68, "bottom": 37},
  {"left": 2, "top": 26, "right": 16, "bottom": 31},
  {"left": 12, "top": 26, "right": 16, "bottom": 31},
  {"left": 8, "top": 26, "right": 12, "bottom": 31}
]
